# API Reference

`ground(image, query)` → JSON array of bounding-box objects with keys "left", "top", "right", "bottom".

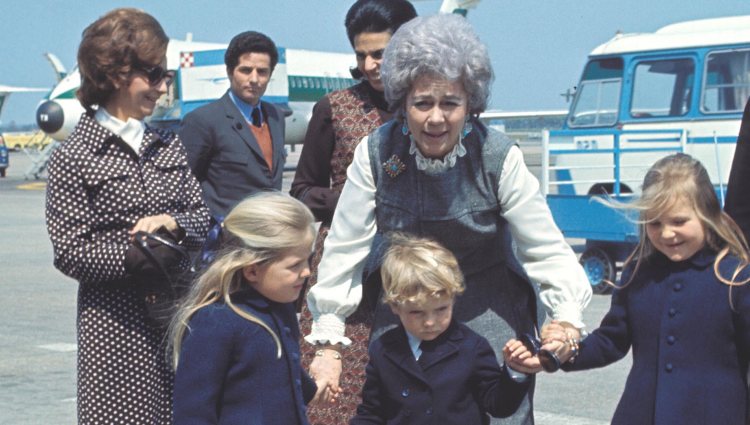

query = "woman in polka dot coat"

[{"left": 44, "top": 9, "right": 210, "bottom": 424}]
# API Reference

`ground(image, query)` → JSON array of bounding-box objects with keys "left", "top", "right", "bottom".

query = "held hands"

[
  {"left": 502, "top": 320, "right": 581, "bottom": 374},
  {"left": 310, "top": 347, "right": 344, "bottom": 406}
]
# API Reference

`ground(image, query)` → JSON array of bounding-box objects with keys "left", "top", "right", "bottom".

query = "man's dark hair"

[
  {"left": 225, "top": 31, "right": 279, "bottom": 72},
  {"left": 345, "top": 0, "right": 417, "bottom": 46}
]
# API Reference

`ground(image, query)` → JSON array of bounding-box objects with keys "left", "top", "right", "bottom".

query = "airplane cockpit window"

[
  {"left": 630, "top": 58, "right": 694, "bottom": 118},
  {"left": 568, "top": 58, "right": 623, "bottom": 127},
  {"left": 702, "top": 49, "right": 750, "bottom": 114}
]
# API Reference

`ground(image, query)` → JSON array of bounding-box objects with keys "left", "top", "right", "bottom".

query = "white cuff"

[
  {"left": 550, "top": 301, "right": 586, "bottom": 330},
  {"left": 304, "top": 313, "right": 352, "bottom": 346}
]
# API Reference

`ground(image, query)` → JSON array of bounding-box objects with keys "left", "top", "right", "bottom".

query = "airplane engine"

[{"left": 36, "top": 98, "right": 85, "bottom": 141}]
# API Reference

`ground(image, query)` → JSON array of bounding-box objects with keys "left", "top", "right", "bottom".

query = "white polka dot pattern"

[{"left": 45, "top": 113, "right": 210, "bottom": 424}]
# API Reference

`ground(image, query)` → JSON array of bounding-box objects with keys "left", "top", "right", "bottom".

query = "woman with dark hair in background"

[
  {"left": 289, "top": 0, "right": 416, "bottom": 422},
  {"left": 45, "top": 8, "right": 209, "bottom": 424}
]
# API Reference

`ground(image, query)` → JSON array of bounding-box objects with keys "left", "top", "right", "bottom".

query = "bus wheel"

[{"left": 579, "top": 247, "right": 614, "bottom": 294}]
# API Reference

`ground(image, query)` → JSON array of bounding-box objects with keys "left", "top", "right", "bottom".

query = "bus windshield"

[{"left": 568, "top": 58, "right": 623, "bottom": 127}]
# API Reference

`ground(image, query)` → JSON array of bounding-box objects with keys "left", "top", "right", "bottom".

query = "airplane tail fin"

[
  {"left": 439, "top": 0, "right": 482, "bottom": 15},
  {"left": 44, "top": 53, "right": 67, "bottom": 82}
]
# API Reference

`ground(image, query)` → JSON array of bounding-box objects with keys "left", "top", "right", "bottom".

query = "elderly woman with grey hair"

[{"left": 305, "top": 14, "right": 591, "bottom": 424}]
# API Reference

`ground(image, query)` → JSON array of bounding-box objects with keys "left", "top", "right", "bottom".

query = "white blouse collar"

[
  {"left": 409, "top": 136, "right": 467, "bottom": 174},
  {"left": 95, "top": 108, "right": 146, "bottom": 154}
]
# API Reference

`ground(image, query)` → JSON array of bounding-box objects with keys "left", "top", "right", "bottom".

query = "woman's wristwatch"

[{"left": 315, "top": 343, "right": 343, "bottom": 360}]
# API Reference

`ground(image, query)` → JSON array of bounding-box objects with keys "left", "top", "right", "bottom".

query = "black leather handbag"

[{"left": 131, "top": 229, "right": 190, "bottom": 330}]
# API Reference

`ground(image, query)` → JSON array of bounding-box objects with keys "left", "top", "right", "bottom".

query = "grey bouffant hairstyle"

[{"left": 381, "top": 13, "right": 494, "bottom": 116}]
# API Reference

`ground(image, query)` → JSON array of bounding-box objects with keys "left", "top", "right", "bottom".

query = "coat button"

[
  {"left": 667, "top": 336, "right": 675, "bottom": 345},
  {"left": 665, "top": 363, "right": 673, "bottom": 372},
  {"left": 668, "top": 308, "right": 676, "bottom": 317},
  {"left": 674, "top": 283, "right": 682, "bottom": 292},
  {"left": 426, "top": 408, "right": 433, "bottom": 415},
  {"left": 284, "top": 326, "right": 291, "bottom": 334},
  {"left": 401, "top": 388, "right": 410, "bottom": 397},
  {"left": 292, "top": 353, "right": 299, "bottom": 360}
]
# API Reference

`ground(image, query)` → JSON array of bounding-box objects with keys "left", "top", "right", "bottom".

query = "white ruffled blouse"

[{"left": 305, "top": 135, "right": 592, "bottom": 346}]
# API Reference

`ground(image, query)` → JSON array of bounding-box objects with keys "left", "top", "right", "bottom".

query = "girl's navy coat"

[
  {"left": 564, "top": 250, "right": 750, "bottom": 424},
  {"left": 173, "top": 287, "right": 317, "bottom": 425},
  {"left": 351, "top": 321, "right": 530, "bottom": 425}
]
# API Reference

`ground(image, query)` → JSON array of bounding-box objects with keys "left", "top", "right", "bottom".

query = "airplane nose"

[{"left": 36, "top": 100, "right": 64, "bottom": 134}]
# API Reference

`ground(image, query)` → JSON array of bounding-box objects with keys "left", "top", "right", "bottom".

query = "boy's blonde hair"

[
  {"left": 610, "top": 153, "right": 749, "bottom": 290},
  {"left": 168, "top": 192, "right": 315, "bottom": 368},
  {"left": 380, "top": 232, "right": 465, "bottom": 306}
]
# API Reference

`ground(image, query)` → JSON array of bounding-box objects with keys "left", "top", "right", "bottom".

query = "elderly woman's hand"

[
  {"left": 309, "top": 347, "right": 343, "bottom": 404},
  {"left": 540, "top": 320, "right": 581, "bottom": 365}
]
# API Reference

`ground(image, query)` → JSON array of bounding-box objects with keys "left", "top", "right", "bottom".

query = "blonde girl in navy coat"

[
  {"left": 352, "top": 233, "right": 530, "bottom": 425},
  {"left": 507, "top": 153, "right": 750, "bottom": 425},
  {"left": 169, "top": 193, "right": 336, "bottom": 424}
]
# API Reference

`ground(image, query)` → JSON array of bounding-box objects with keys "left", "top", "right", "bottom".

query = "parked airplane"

[
  {"left": 35, "top": 0, "right": 483, "bottom": 144},
  {"left": 0, "top": 85, "right": 47, "bottom": 125}
]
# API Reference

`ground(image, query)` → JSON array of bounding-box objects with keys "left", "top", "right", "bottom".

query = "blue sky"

[{"left": 2, "top": 0, "right": 750, "bottom": 126}]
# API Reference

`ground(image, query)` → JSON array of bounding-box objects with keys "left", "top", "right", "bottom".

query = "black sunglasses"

[{"left": 135, "top": 64, "right": 176, "bottom": 87}]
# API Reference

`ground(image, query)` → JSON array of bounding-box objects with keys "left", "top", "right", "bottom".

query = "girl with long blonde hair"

[
  {"left": 517, "top": 153, "right": 750, "bottom": 424},
  {"left": 170, "top": 192, "right": 332, "bottom": 424}
]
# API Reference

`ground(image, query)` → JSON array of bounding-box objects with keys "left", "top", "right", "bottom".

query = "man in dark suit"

[{"left": 180, "top": 31, "right": 286, "bottom": 218}]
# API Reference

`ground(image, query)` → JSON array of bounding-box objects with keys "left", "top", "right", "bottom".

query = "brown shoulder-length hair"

[{"left": 77, "top": 8, "right": 168, "bottom": 112}]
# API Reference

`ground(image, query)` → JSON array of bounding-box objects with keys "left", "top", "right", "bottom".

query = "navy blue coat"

[
  {"left": 173, "top": 287, "right": 316, "bottom": 425},
  {"left": 179, "top": 92, "right": 286, "bottom": 217},
  {"left": 351, "top": 321, "right": 530, "bottom": 425},
  {"left": 564, "top": 249, "right": 750, "bottom": 424}
]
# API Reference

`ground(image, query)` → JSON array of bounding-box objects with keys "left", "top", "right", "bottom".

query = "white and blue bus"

[{"left": 542, "top": 15, "right": 750, "bottom": 292}]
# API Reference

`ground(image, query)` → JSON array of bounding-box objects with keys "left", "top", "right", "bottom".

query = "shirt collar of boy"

[{"left": 405, "top": 330, "right": 422, "bottom": 360}]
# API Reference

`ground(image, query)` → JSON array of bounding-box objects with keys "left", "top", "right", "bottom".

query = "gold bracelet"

[{"left": 315, "top": 349, "right": 342, "bottom": 360}]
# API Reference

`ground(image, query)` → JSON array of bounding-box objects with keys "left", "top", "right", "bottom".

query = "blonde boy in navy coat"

[{"left": 351, "top": 233, "right": 530, "bottom": 425}]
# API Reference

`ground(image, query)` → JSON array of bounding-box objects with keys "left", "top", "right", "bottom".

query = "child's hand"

[
  {"left": 311, "top": 382, "right": 342, "bottom": 406},
  {"left": 503, "top": 338, "right": 543, "bottom": 374}
]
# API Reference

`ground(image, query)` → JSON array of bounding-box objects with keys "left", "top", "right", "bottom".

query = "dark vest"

[{"left": 364, "top": 118, "right": 527, "bottom": 285}]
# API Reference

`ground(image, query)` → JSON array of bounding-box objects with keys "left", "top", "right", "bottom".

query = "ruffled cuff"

[
  {"left": 550, "top": 301, "right": 586, "bottom": 330},
  {"left": 304, "top": 313, "right": 352, "bottom": 346}
]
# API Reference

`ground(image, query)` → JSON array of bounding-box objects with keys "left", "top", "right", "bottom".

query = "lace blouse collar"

[{"left": 409, "top": 136, "right": 467, "bottom": 174}]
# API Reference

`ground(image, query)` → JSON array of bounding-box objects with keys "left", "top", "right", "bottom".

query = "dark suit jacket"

[
  {"left": 351, "top": 321, "right": 529, "bottom": 425},
  {"left": 726, "top": 97, "right": 750, "bottom": 243},
  {"left": 173, "top": 287, "right": 316, "bottom": 425},
  {"left": 179, "top": 92, "right": 286, "bottom": 217},
  {"left": 563, "top": 250, "right": 750, "bottom": 425}
]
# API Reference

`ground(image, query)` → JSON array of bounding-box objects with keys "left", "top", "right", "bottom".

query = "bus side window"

[
  {"left": 630, "top": 58, "right": 694, "bottom": 118},
  {"left": 703, "top": 50, "right": 750, "bottom": 113}
]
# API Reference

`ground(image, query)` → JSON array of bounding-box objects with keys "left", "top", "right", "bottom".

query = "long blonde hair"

[
  {"left": 613, "top": 153, "right": 749, "bottom": 290},
  {"left": 167, "top": 192, "right": 315, "bottom": 368}
]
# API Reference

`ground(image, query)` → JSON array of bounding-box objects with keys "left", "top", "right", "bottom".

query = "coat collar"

[
  {"left": 76, "top": 112, "right": 172, "bottom": 158},
  {"left": 381, "top": 321, "right": 464, "bottom": 383},
  {"left": 220, "top": 92, "right": 266, "bottom": 160},
  {"left": 649, "top": 247, "right": 715, "bottom": 270},
  {"left": 234, "top": 285, "right": 274, "bottom": 311}
]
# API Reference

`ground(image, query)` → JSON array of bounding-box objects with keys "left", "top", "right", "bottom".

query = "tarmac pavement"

[{"left": 0, "top": 148, "right": 630, "bottom": 424}]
